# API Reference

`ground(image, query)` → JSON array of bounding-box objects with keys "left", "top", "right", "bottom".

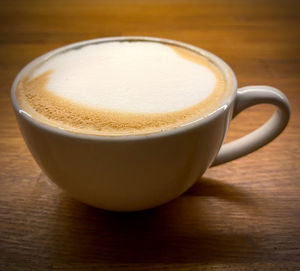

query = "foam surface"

[
  {"left": 17, "top": 41, "right": 228, "bottom": 136},
  {"left": 32, "top": 42, "right": 217, "bottom": 113}
]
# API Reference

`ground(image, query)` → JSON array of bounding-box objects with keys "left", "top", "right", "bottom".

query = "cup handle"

[{"left": 211, "top": 85, "right": 290, "bottom": 167}]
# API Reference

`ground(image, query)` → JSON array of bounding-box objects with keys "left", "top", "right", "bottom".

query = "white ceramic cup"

[{"left": 11, "top": 37, "right": 290, "bottom": 211}]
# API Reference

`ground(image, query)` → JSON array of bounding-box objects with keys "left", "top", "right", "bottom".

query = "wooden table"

[{"left": 1, "top": 0, "right": 299, "bottom": 270}]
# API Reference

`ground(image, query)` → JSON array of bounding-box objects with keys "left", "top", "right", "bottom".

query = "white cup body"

[{"left": 11, "top": 37, "right": 237, "bottom": 211}]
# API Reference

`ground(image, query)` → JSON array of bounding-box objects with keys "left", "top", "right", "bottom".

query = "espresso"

[{"left": 16, "top": 40, "right": 228, "bottom": 136}]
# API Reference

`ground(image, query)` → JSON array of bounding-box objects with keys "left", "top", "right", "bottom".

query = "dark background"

[{"left": 0, "top": 0, "right": 300, "bottom": 270}]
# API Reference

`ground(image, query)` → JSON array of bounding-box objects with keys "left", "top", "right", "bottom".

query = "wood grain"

[{"left": 0, "top": 0, "right": 299, "bottom": 270}]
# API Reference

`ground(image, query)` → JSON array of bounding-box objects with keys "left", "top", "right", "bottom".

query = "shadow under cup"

[{"left": 11, "top": 36, "right": 237, "bottom": 211}]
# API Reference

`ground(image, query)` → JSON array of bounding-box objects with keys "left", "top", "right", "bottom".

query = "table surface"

[{"left": 1, "top": 0, "right": 300, "bottom": 270}]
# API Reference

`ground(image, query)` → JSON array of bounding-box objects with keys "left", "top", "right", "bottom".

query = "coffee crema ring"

[{"left": 16, "top": 42, "right": 227, "bottom": 136}]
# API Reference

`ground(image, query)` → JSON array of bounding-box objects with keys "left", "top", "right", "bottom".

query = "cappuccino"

[{"left": 16, "top": 40, "right": 228, "bottom": 136}]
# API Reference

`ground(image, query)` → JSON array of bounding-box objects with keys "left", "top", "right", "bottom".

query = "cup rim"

[{"left": 11, "top": 36, "right": 237, "bottom": 141}]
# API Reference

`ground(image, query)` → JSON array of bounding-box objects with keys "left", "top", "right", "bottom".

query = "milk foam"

[
  {"left": 17, "top": 40, "right": 228, "bottom": 136},
  {"left": 32, "top": 42, "right": 217, "bottom": 113}
]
